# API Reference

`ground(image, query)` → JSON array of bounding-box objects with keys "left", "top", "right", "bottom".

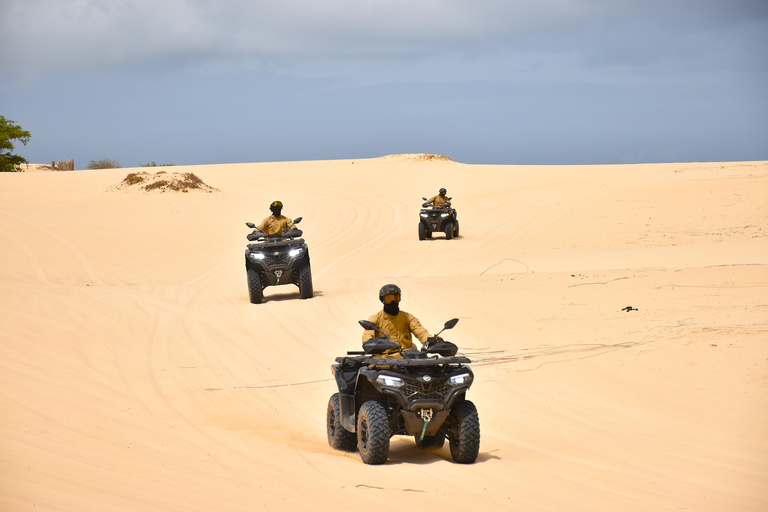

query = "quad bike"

[
  {"left": 418, "top": 197, "right": 459, "bottom": 240},
  {"left": 244, "top": 218, "right": 313, "bottom": 304},
  {"left": 327, "top": 318, "right": 480, "bottom": 465}
]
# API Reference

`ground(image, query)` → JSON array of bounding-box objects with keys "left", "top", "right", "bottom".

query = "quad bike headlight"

[
  {"left": 448, "top": 373, "right": 472, "bottom": 386},
  {"left": 376, "top": 375, "right": 404, "bottom": 388},
  {"left": 288, "top": 248, "right": 303, "bottom": 257},
  {"left": 249, "top": 252, "right": 266, "bottom": 261},
  {"left": 441, "top": 213, "right": 449, "bottom": 217}
]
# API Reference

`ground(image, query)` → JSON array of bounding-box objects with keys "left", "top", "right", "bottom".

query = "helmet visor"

[{"left": 383, "top": 293, "right": 401, "bottom": 304}]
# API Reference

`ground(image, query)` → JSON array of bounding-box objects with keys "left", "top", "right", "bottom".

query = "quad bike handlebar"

[{"left": 359, "top": 318, "right": 459, "bottom": 356}]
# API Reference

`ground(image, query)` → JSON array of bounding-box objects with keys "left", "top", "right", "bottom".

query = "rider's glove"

[{"left": 425, "top": 336, "right": 443, "bottom": 347}]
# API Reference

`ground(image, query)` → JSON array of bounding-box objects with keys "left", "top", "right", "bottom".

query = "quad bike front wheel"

[
  {"left": 357, "top": 401, "right": 390, "bottom": 465},
  {"left": 327, "top": 393, "right": 357, "bottom": 451},
  {"left": 448, "top": 400, "right": 480, "bottom": 463},
  {"left": 444, "top": 221, "right": 454, "bottom": 240},
  {"left": 298, "top": 263, "right": 314, "bottom": 299},
  {"left": 246, "top": 268, "right": 263, "bottom": 304},
  {"left": 418, "top": 222, "right": 427, "bottom": 241}
]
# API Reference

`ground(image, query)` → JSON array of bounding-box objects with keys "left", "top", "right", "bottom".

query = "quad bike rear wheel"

[
  {"left": 327, "top": 393, "right": 357, "bottom": 451},
  {"left": 448, "top": 400, "right": 480, "bottom": 463},
  {"left": 357, "top": 401, "right": 390, "bottom": 465},
  {"left": 453, "top": 219, "right": 460, "bottom": 238},
  {"left": 246, "top": 268, "right": 263, "bottom": 304}
]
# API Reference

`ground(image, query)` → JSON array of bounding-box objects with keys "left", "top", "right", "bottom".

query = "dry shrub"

[
  {"left": 144, "top": 180, "right": 169, "bottom": 191},
  {"left": 88, "top": 158, "right": 121, "bottom": 169},
  {"left": 123, "top": 173, "right": 145, "bottom": 185}
]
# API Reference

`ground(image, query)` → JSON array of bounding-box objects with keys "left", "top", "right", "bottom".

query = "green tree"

[{"left": 0, "top": 116, "right": 32, "bottom": 172}]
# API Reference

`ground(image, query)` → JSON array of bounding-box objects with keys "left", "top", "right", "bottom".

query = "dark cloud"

[
  {"left": 1, "top": 1, "right": 766, "bottom": 165},
  {"left": 5, "top": 0, "right": 763, "bottom": 80}
]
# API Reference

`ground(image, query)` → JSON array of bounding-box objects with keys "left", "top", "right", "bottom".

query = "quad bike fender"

[
  {"left": 339, "top": 393, "right": 356, "bottom": 432},
  {"left": 332, "top": 364, "right": 359, "bottom": 432},
  {"left": 332, "top": 364, "right": 358, "bottom": 394}
]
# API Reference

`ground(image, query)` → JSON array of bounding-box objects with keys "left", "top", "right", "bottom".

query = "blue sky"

[{"left": 2, "top": 0, "right": 766, "bottom": 166}]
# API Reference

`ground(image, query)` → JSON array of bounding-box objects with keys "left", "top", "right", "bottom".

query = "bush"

[
  {"left": 139, "top": 162, "right": 175, "bottom": 167},
  {"left": 87, "top": 158, "right": 121, "bottom": 169},
  {"left": 0, "top": 116, "right": 31, "bottom": 172},
  {"left": 122, "top": 173, "right": 145, "bottom": 186}
]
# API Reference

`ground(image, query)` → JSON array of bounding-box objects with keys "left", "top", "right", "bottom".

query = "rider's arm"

[
  {"left": 257, "top": 217, "right": 270, "bottom": 233},
  {"left": 406, "top": 313, "right": 432, "bottom": 345},
  {"left": 361, "top": 314, "right": 378, "bottom": 344},
  {"left": 361, "top": 329, "right": 375, "bottom": 343}
]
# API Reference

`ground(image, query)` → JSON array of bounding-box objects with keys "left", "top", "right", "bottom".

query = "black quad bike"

[
  {"left": 418, "top": 197, "right": 459, "bottom": 240},
  {"left": 327, "top": 318, "right": 480, "bottom": 465},
  {"left": 244, "top": 218, "right": 313, "bottom": 304}
]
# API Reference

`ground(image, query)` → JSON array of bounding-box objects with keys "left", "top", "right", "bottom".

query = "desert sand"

[{"left": 1, "top": 156, "right": 766, "bottom": 511}]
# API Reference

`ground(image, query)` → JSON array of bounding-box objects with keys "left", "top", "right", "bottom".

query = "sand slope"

[{"left": 1, "top": 157, "right": 766, "bottom": 511}]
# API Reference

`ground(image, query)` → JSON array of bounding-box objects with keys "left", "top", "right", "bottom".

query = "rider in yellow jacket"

[
  {"left": 256, "top": 200, "right": 296, "bottom": 236},
  {"left": 362, "top": 284, "right": 438, "bottom": 356},
  {"left": 426, "top": 188, "right": 451, "bottom": 208}
]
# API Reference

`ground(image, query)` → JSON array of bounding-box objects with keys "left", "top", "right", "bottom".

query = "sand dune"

[{"left": 1, "top": 157, "right": 766, "bottom": 511}]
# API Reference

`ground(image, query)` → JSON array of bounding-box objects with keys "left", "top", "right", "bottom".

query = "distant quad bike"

[
  {"left": 419, "top": 197, "right": 459, "bottom": 240},
  {"left": 244, "top": 218, "right": 313, "bottom": 304},
  {"left": 327, "top": 318, "right": 480, "bottom": 465}
]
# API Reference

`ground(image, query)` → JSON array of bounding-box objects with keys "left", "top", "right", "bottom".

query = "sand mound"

[
  {"left": 107, "top": 170, "right": 219, "bottom": 193},
  {"left": 378, "top": 153, "right": 454, "bottom": 162}
]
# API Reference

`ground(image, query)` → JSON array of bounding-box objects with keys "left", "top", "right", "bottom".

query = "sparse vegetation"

[
  {"left": 146, "top": 172, "right": 207, "bottom": 192},
  {"left": 0, "top": 116, "right": 31, "bottom": 172},
  {"left": 88, "top": 158, "right": 121, "bottom": 169},
  {"left": 122, "top": 173, "right": 145, "bottom": 186},
  {"left": 380, "top": 153, "right": 455, "bottom": 162},
  {"left": 144, "top": 180, "right": 169, "bottom": 191},
  {"left": 139, "top": 162, "right": 175, "bottom": 167}
]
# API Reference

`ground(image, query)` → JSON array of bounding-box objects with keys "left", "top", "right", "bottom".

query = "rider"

[
  {"left": 362, "top": 284, "right": 442, "bottom": 356},
  {"left": 426, "top": 188, "right": 451, "bottom": 208},
  {"left": 255, "top": 200, "right": 299, "bottom": 236}
]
